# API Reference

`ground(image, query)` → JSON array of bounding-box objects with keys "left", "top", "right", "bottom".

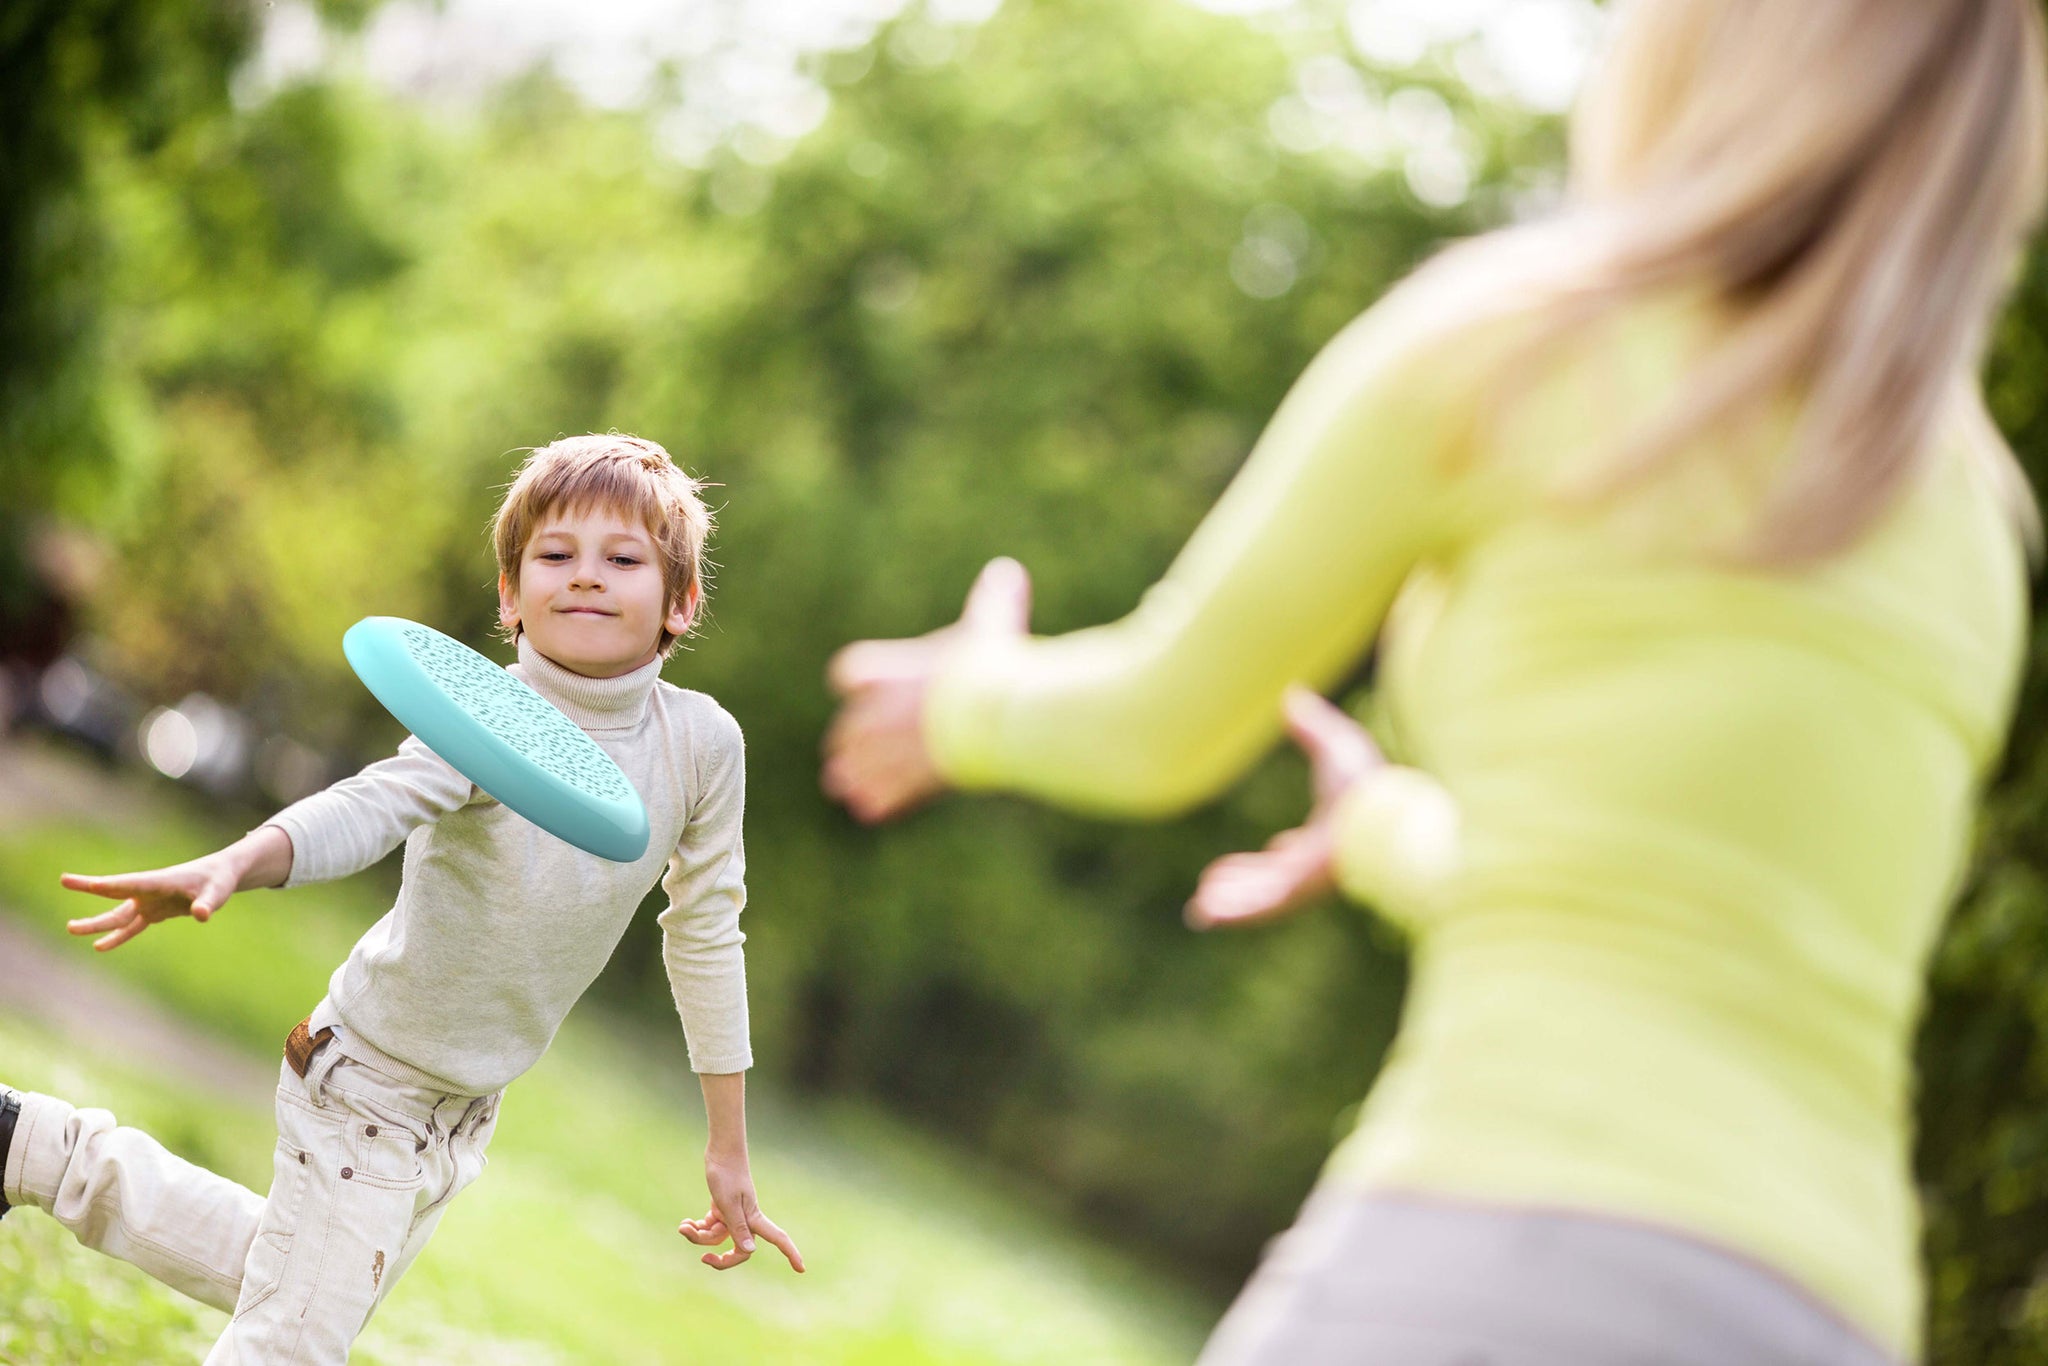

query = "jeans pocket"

[
  {"left": 348, "top": 1117, "right": 427, "bottom": 1188},
  {"left": 234, "top": 1132, "right": 312, "bottom": 1320}
]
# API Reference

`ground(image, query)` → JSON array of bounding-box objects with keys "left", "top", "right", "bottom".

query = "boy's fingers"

[
  {"left": 68, "top": 902, "right": 137, "bottom": 935},
  {"left": 701, "top": 1247, "right": 751, "bottom": 1270},
  {"left": 709, "top": 1194, "right": 754, "bottom": 1254},
  {"left": 749, "top": 1211, "right": 805, "bottom": 1272},
  {"left": 94, "top": 918, "right": 148, "bottom": 952},
  {"left": 60, "top": 872, "right": 156, "bottom": 899}
]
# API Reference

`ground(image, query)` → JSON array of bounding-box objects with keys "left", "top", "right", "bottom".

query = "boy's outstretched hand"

[
  {"left": 678, "top": 1157, "right": 804, "bottom": 1273},
  {"left": 59, "top": 854, "right": 241, "bottom": 952}
]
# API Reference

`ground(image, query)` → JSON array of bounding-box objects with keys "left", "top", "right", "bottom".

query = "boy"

[{"left": 1, "top": 433, "right": 801, "bottom": 1363}]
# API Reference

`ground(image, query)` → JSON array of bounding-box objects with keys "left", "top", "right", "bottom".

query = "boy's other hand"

[
  {"left": 59, "top": 852, "right": 241, "bottom": 952},
  {"left": 822, "top": 556, "right": 1031, "bottom": 823},
  {"left": 679, "top": 1153, "right": 804, "bottom": 1273}
]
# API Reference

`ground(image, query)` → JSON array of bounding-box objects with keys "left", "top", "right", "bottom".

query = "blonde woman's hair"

[
  {"left": 1405, "top": 0, "right": 2048, "bottom": 563},
  {"left": 490, "top": 434, "right": 714, "bottom": 660}
]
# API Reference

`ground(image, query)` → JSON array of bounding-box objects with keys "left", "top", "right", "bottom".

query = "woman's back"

[{"left": 1336, "top": 287, "right": 2031, "bottom": 1357}]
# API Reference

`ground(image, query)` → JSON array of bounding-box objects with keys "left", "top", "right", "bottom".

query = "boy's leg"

[
  {"left": 205, "top": 1049, "right": 460, "bottom": 1365},
  {"left": 371, "top": 1090, "right": 501, "bottom": 1317},
  {"left": 0, "top": 1085, "right": 262, "bottom": 1313}
]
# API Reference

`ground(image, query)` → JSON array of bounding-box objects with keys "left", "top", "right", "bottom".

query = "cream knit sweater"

[{"left": 259, "top": 634, "right": 749, "bottom": 1094}]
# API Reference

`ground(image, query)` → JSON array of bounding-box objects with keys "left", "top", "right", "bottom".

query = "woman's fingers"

[
  {"left": 1282, "top": 686, "right": 1383, "bottom": 801},
  {"left": 1186, "top": 819, "right": 1337, "bottom": 930},
  {"left": 1186, "top": 851, "right": 1303, "bottom": 928},
  {"left": 827, "top": 638, "right": 940, "bottom": 695},
  {"left": 960, "top": 557, "right": 1031, "bottom": 637},
  {"left": 821, "top": 686, "right": 941, "bottom": 823}
]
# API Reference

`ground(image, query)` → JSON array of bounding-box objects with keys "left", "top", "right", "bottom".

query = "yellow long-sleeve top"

[{"left": 922, "top": 279, "right": 2030, "bottom": 1360}]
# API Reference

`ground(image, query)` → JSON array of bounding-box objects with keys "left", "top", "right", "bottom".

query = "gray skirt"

[{"left": 1196, "top": 1189, "right": 1906, "bottom": 1366}]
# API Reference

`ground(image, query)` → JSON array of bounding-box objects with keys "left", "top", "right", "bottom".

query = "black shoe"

[{"left": 0, "top": 1089, "right": 18, "bottom": 1219}]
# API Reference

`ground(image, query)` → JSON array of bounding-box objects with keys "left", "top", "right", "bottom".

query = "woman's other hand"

[
  {"left": 822, "top": 557, "right": 1032, "bottom": 824},
  {"left": 1185, "top": 687, "right": 1384, "bottom": 930}
]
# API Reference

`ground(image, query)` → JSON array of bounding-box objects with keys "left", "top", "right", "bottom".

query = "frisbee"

[{"left": 341, "top": 616, "right": 650, "bottom": 862}]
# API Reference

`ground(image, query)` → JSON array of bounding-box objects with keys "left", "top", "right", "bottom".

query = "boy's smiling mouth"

[{"left": 559, "top": 607, "right": 617, "bottom": 617}]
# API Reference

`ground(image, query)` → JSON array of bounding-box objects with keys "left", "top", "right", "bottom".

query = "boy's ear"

[
  {"left": 667, "top": 581, "right": 701, "bottom": 636},
  {"left": 497, "top": 571, "right": 519, "bottom": 632}
]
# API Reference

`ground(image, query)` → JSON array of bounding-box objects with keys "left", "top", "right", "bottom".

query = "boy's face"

[{"left": 498, "top": 504, "right": 697, "bottom": 679}]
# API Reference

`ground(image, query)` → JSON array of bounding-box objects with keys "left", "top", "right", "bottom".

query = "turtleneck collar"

[{"left": 512, "top": 633, "right": 663, "bottom": 731}]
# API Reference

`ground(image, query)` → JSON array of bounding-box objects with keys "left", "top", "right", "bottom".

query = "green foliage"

[{"left": 1917, "top": 238, "right": 2048, "bottom": 1366}]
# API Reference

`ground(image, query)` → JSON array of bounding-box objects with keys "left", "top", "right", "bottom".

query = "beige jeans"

[{"left": 3, "top": 1031, "right": 499, "bottom": 1364}]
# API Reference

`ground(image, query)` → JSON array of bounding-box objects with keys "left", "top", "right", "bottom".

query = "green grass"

[
  {"left": 0, "top": 807, "right": 374, "bottom": 1055},
  {"left": 0, "top": 809, "right": 1215, "bottom": 1364}
]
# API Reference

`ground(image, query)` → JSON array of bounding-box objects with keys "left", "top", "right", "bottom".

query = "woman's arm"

[{"left": 916, "top": 300, "right": 1495, "bottom": 818}]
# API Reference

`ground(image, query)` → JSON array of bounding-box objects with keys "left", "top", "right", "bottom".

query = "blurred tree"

[
  {"left": 0, "top": 0, "right": 252, "bottom": 658},
  {"left": 1918, "top": 239, "right": 2048, "bottom": 1366},
  {"left": 0, "top": 0, "right": 372, "bottom": 665}
]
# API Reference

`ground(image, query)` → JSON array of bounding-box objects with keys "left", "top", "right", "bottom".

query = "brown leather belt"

[{"left": 284, "top": 1016, "right": 333, "bottom": 1079}]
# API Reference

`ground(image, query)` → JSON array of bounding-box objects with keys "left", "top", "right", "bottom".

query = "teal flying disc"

[{"left": 341, "top": 616, "right": 650, "bottom": 862}]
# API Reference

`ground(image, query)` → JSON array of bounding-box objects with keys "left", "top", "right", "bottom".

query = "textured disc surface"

[
  {"left": 395, "top": 623, "right": 635, "bottom": 804},
  {"left": 343, "top": 616, "right": 650, "bottom": 862}
]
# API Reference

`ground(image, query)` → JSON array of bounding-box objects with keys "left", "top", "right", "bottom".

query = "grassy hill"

[{"left": 0, "top": 757, "right": 1214, "bottom": 1364}]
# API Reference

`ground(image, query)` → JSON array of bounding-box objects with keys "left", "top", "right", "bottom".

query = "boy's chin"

[{"left": 531, "top": 630, "right": 660, "bottom": 678}]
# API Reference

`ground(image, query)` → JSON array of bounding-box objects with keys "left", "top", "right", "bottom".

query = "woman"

[{"left": 822, "top": 1, "right": 2048, "bottom": 1361}]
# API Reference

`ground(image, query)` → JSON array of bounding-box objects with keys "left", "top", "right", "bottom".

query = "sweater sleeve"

[
  {"left": 921, "top": 293, "right": 1493, "bottom": 819},
  {"left": 256, "top": 734, "right": 478, "bottom": 888},
  {"left": 656, "top": 704, "right": 752, "bottom": 1074},
  {"left": 1328, "top": 764, "right": 1463, "bottom": 925}
]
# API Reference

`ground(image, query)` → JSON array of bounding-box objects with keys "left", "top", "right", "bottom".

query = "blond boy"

[{"left": 1, "top": 434, "right": 800, "bottom": 1363}]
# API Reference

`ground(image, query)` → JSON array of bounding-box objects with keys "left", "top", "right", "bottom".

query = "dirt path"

[{"left": 0, "top": 732, "right": 273, "bottom": 1102}]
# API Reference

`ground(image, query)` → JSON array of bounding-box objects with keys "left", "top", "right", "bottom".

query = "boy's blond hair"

[{"left": 490, "top": 434, "right": 713, "bottom": 660}]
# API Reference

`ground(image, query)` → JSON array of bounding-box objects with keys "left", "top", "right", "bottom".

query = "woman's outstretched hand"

[
  {"left": 1185, "top": 687, "right": 1384, "bottom": 930},
  {"left": 822, "top": 557, "right": 1032, "bottom": 824},
  {"left": 59, "top": 853, "right": 242, "bottom": 952}
]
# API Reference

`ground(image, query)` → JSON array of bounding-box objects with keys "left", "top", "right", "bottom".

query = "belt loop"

[{"left": 305, "top": 1033, "right": 345, "bottom": 1108}]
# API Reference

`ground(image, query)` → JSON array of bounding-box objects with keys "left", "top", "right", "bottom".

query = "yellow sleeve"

[
  {"left": 922, "top": 297, "right": 1497, "bottom": 818},
  {"left": 1328, "top": 764, "right": 1462, "bottom": 925}
]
